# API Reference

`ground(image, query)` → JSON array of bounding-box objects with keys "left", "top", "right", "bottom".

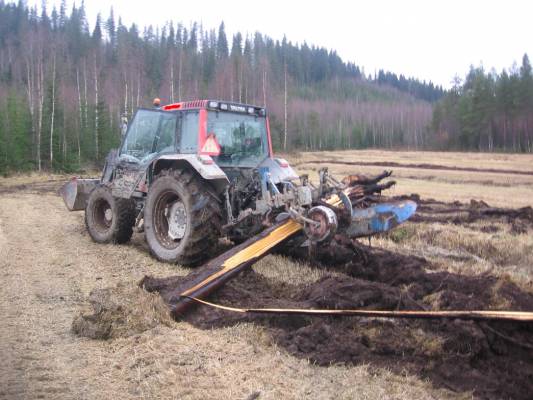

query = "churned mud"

[
  {"left": 139, "top": 246, "right": 533, "bottom": 399},
  {"left": 294, "top": 159, "right": 533, "bottom": 176},
  {"left": 400, "top": 194, "right": 533, "bottom": 230},
  {"left": 132, "top": 196, "right": 533, "bottom": 399}
]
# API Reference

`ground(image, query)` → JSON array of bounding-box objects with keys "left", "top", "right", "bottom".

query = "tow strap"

[{"left": 181, "top": 295, "right": 533, "bottom": 323}]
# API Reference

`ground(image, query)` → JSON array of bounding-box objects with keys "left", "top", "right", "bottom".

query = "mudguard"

[
  {"left": 259, "top": 157, "right": 299, "bottom": 184},
  {"left": 152, "top": 154, "right": 229, "bottom": 193},
  {"left": 154, "top": 154, "right": 228, "bottom": 181}
]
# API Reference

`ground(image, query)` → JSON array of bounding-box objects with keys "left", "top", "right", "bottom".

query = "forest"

[
  {"left": 0, "top": 1, "right": 530, "bottom": 174},
  {"left": 432, "top": 56, "right": 533, "bottom": 152}
]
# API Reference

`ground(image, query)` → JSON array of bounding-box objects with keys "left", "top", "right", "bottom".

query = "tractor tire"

[
  {"left": 144, "top": 169, "right": 222, "bottom": 266},
  {"left": 84, "top": 186, "right": 136, "bottom": 244}
]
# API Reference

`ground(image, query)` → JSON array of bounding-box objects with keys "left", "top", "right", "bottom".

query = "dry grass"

[
  {"left": 289, "top": 149, "right": 533, "bottom": 208},
  {"left": 373, "top": 221, "right": 533, "bottom": 293},
  {"left": 289, "top": 149, "right": 533, "bottom": 172},
  {"left": 254, "top": 255, "right": 340, "bottom": 285},
  {"left": 0, "top": 189, "right": 457, "bottom": 399},
  {"left": 2, "top": 149, "right": 532, "bottom": 399},
  {"left": 71, "top": 283, "right": 174, "bottom": 340}
]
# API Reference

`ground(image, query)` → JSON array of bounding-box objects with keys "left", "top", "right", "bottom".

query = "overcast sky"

[{"left": 26, "top": 0, "right": 533, "bottom": 88}]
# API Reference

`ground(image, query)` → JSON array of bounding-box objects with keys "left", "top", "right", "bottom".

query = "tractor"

[{"left": 60, "top": 99, "right": 416, "bottom": 266}]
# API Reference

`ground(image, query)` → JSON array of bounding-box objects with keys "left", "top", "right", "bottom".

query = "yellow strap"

[
  {"left": 181, "top": 192, "right": 344, "bottom": 297},
  {"left": 182, "top": 295, "right": 533, "bottom": 322}
]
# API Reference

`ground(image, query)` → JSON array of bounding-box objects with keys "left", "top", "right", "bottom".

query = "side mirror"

[{"left": 121, "top": 116, "right": 128, "bottom": 137}]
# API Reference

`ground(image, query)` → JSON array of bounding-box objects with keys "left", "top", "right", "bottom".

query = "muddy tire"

[
  {"left": 144, "top": 169, "right": 222, "bottom": 266},
  {"left": 84, "top": 186, "right": 136, "bottom": 244}
]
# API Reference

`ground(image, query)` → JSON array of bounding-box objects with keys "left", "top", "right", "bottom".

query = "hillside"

[{"left": 0, "top": 1, "right": 442, "bottom": 173}]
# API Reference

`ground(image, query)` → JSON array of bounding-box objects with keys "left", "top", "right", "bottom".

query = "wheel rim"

[
  {"left": 92, "top": 198, "right": 113, "bottom": 233},
  {"left": 153, "top": 189, "right": 187, "bottom": 250}
]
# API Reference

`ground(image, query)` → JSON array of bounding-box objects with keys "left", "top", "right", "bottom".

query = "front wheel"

[
  {"left": 84, "top": 186, "right": 136, "bottom": 244},
  {"left": 144, "top": 169, "right": 222, "bottom": 266}
]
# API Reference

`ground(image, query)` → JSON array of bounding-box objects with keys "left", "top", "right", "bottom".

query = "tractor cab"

[{"left": 118, "top": 100, "right": 272, "bottom": 169}]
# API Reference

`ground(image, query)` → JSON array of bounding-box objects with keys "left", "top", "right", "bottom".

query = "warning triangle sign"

[{"left": 201, "top": 134, "right": 221, "bottom": 156}]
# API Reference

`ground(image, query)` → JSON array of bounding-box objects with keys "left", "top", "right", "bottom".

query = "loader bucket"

[
  {"left": 346, "top": 200, "right": 417, "bottom": 238},
  {"left": 59, "top": 177, "right": 99, "bottom": 211}
]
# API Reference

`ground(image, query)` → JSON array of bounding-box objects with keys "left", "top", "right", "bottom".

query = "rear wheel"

[
  {"left": 144, "top": 169, "right": 222, "bottom": 266},
  {"left": 84, "top": 186, "right": 137, "bottom": 244}
]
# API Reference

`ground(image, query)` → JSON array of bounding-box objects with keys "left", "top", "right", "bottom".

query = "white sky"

[{"left": 26, "top": 0, "right": 533, "bottom": 88}]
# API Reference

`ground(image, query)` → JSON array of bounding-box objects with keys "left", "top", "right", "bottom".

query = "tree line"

[
  {"left": 0, "top": 1, "right": 446, "bottom": 174},
  {"left": 432, "top": 55, "right": 533, "bottom": 152}
]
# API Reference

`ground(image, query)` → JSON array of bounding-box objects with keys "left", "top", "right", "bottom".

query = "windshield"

[
  {"left": 208, "top": 111, "right": 268, "bottom": 167},
  {"left": 120, "top": 109, "right": 177, "bottom": 163}
]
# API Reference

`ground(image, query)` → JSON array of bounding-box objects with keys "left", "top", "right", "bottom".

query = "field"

[{"left": 1, "top": 150, "right": 533, "bottom": 400}]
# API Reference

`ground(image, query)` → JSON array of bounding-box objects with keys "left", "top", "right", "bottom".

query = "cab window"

[
  {"left": 208, "top": 111, "right": 268, "bottom": 167},
  {"left": 179, "top": 111, "right": 199, "bottom": 153},
  {"left": 120, "top": 109, "right": 177, "bottom": 162}
]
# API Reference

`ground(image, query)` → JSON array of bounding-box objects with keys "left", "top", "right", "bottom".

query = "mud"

[
  {"left": 394, "top": 194, "right": 533, "bottom": 231},
  {"left": 74, "top": 191, "right": 533, "bottom": 398},
  {"left": 294, "top": 159, "right": 533, "bottom": 176},
  {"left": 142, "top": 237, "right": 533, "bottom": 399}
]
